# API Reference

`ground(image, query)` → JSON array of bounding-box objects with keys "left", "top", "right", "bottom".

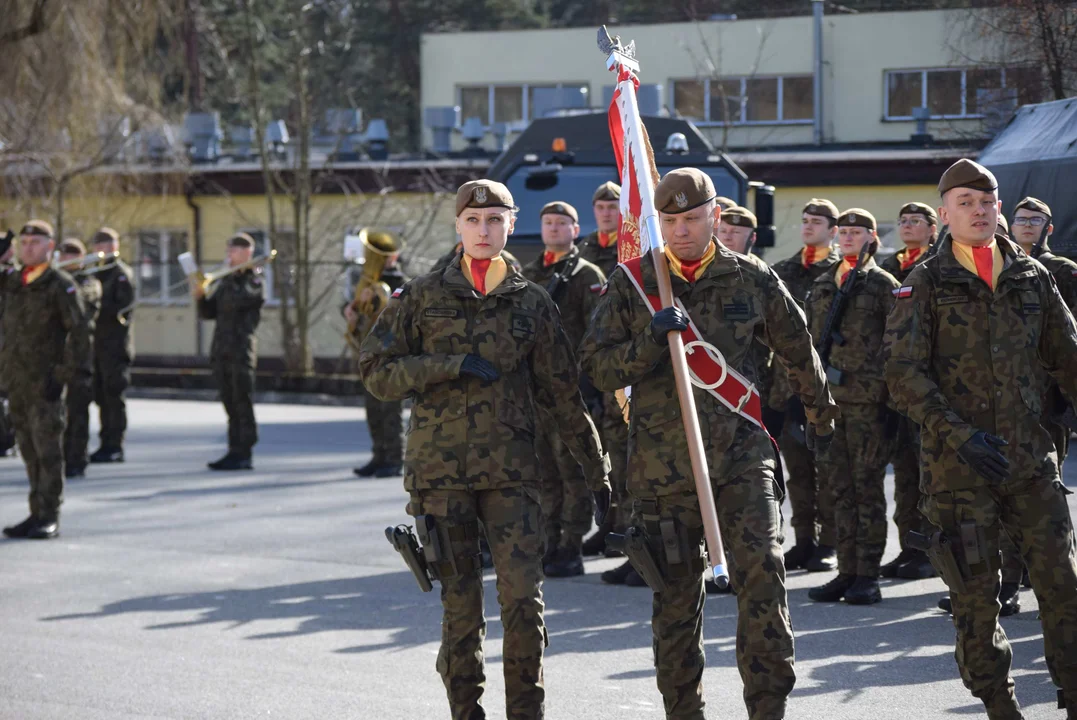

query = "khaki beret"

[
  {"left": 714, "top": 196, "right": 738, "bottom": 212},
  {"left": 456, "top": 179, "right": 514, "bottom": 217},
  {"left": 59, "top": 238, "right": 86, "bottom": 255},
  {"left": 540, "top": 201, "right": 579, "bottom": 223},
  {"left": 899, "top": 202, "right": 938, "bottom": 225},
  {"left": 721, "top": 206, "right": 757, "bottom": 229},
  {"left": 938, "top": 159, "right": 997, "bottom": 196},
  {"left": 1014, "top": 196, "right": 1051, "bottom": 217},
  {"left": 91, "top": 227, "right": 120, "bottom": 245},
  {"left": 837, "top": 208, "right": 877, "bottom": 232},
  {"left": 654, "top": 168, "right": 716, "bottom": 214},
  {"left": 228, "top": 232, "right": 256, "bottom": 248},
  {"left": 20, "top": 219, "right": 54, "bottom": 238},
  {"left": 802, "top": 199, "right": 839, "bottom": 221},
  {"left": 592, "top": 182, "right": 621, "bottom": 203}
]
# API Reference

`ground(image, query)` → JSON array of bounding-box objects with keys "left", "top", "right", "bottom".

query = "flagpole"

[{"left": 600, "top": 27, "right": 729, "bottom": 585}]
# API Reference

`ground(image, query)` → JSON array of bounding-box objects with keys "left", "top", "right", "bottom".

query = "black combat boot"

[
  {"left": 601, "top": 560, "right": 636, "bottom": 585},
  {"left": 374, "top": 463, "right": 403, "bottom": 478},
  {"left": 27, "top": 517, "right": 59, "bottom": 540},
  {"left": 999, "top": 582, "right": 1021, "bottom": 617},
  {"left": 353, "top": 458, "right": 381, "bottom": 477},
  {"left": 879, "top": 548, "right": 916, "bottom": 578},
  {"left": 208, "top": 452, "right": 253, "bottom": 471},
  {"left": 895, "top": 549, "right": 937, "bottom": 579},
  {"left": 581, "top": 518, "right": 613, "bottom": 557},
  {"left": 938, "top": 595, "right": 952, "bottom": 613},
  {"left": 805, "top": 544, "right": 837, "bottom": 572},
  {"left": 623, "top": 567, "right": 648, "bottom": 587},
  {"left": 844, "top": 576, "right": 882, "bottom": 605},
  {"left": 808, "top": 573, "right": 856, "bottom": 602},
  {"left": 89, "top": 446, "right": 124, "bottom": 463},
  {"left": 3, "top": 515, "right": 37, "bottom": 538},
  {"left": 783, "top": 537, "right": 817, "bottom": 570},
  {"left": 65, "top": 465, "right": 87, "bottom": 479},
  {"left": 545, "top": 535, "right": 585, "bottom": 578}
]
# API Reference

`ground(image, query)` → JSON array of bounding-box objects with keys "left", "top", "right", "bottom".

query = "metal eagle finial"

[
  {"left": 598, "top": 25, "right": 639, "bottom": 70},
  {"left": 597, "top": 26, "right": 619, "bottom": 55}
]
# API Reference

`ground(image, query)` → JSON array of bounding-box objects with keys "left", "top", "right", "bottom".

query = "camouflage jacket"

[
  {"left": 769, "top": 245, "right": 841, "bottom": 408},
  {"left": 197, "top": 268, "right": 265, "bottom": 367},
  {"left": 880, "top": 246, "right": 930, "bottom": 285},
  {"left": 577, "top": 231, "right": 620, "bottom": 278},
  {"left": 521, "top": 245, "right": 606, "bottom": 348},
  {"left": 430, "top": 245, "right": 522, "bottom": 274},
  {"left": 74, "top": 273, "right": 103, "bottom": 338},
  {"left": 1035, "top": 246, "right": 1077, "bottom": 313},
  {"left": 805, "top": 258, "right": 899, "bottom": 405},
  {"left": 884, "top": 235, "right": 1077, "bottom": 493},
  {"left": 580, "top": 241, "right": 838, "bottom": 498},
  {"left": 0, "top": 266, "right": 91, "bottom": 394},
  {"left": 358, "top": 254, "right": 609, "bottom": 493},
  {"left": 94, "top": 261, "right": 135, "bottom": 363}
]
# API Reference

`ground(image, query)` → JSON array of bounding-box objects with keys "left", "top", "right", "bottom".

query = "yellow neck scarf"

[
  {"left": 462, "top": 254, "right": 508, "bottom": 295},
  {"left": 665, "top": 242, "right": 716, "bottom": 283},
  {"left": 952, "top": 238, "right": 1004, "bottom": 291}
]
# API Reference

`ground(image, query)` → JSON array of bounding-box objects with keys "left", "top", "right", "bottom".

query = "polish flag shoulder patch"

[
  {"left": 894, "top": 286, "right": 913, "bottom": 299},
  {"left": 66, "top": 284, "right": 77, "bottom": 294},
  {"left": 1071, "top": 270, "right": 1077, "bottom": 277},
  {"left": 590, "top": 283, "right": 603, "bottom": 294},
  {"left": 391, "top": 287, "right": 405, "bottom": 298}
]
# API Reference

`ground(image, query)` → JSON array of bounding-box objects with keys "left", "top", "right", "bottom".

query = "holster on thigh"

[
  {"left": 927, "top": 491, "right": 995, "bottom": 590},
  {"left": 415, "top": 513, "right": 482, "bottom": 581},
  {"left": 636, "top": 498, "right": 706, "bottom": 581}
]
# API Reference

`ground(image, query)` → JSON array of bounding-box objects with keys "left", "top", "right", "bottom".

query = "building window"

[
  {"left": 884, "top": 67, "right": 1041, "bottom": 120},
  {"left": 672, "top": 75, "right": 814, "bottom": 126},
  {"left": 457, "top": 83, "right": 590, "bottom": 125},
  {"left": 134, "top": 229, "right": 189, "bottom": 305},
  {"left": 239, "top": 228, "right": 294, "bottom": 306}
]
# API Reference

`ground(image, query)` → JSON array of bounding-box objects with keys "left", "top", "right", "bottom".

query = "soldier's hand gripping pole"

[{"left": 385, "top": 524, "right": 434, "bottom": 592}]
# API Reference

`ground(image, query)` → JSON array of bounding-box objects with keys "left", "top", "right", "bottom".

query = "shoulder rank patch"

[
  {"left": 894, "top": 286, "right": 913, "bottom": 299},
  {"left": 589, "top": 283, "right": 603, "bottom": 294},
  {"left": 391, "top": 287, "right": 405, "bottom": 299}
]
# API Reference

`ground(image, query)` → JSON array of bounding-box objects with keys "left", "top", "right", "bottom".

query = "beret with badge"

[
  {"left": 721, "top": 206, "right": 757, "bottom": 229},
  {"left": 21, "top": 219, "right": 55, "bottom": 238},
  {"left": 714, "top": 196, "right": 738, "bottom": 212},
  {"left": 456, "top": 179, "right": 515, "bottom": 217},
  {"left": 802, "top": 198, "right": 839, "bottom": 222},
  {"left": 540, "top": 201, "right": 579, "bottom": 224},
  {"left": 654, "top": 168, "right": 717, "bottom": 214},
  {"left": 228, "top": 232, "right": 256, "bottom": 249},
  {"left": 938, "top": 158, "right": 998, "bottom": 196},
  {"left": 59, "top": 238, "right": 87, "bottom": 255},
  {"left": 91, "top": 227, "right": 120, "bottom": 245},
  {"left": 1014, "top": 196, "right": 1051, "bottom": 217},
  {"left": 592, "top": 181, "right": 621, "bottom": 203},
  {"left": 899, "top": 202, "right": 938, "bottom": 225},
  {"left": 837, "top": 208, "right": 877, "bottom": 232}
]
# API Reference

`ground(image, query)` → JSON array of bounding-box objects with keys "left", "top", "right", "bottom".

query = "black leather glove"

[
  {"left": 762, "top": 406, "right": 785, "bottom": 438},
  {"left": 592, "top": 487, "right": 612, "bottom": 526},
  {"left": 650, "top": 306, "right": 688, "bottom": 346},
  {"left": 43, "top": 375, "right": 64, "bottom": 402},
  {"left": 459, "top": 354, "right": 500, "bottom": 382},
  {"left": 958, "top": 432, "right": 1009, "bottom": 483},
  {"left": 806, "top": 424, "right": 832, "bottom": 454}
]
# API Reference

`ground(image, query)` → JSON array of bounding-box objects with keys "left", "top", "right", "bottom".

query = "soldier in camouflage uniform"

[
  {"left": 0, "top": 231, "right": 16, "bottom": 457},
  {"left": 521, "top": 200, "right": 607, "bottom": 578},
  {"left": 360, "top": 180, "right": 610, "bottom": 720},
  {"left": 581, "top": 169, "right": 839, "bottom": 720},
  {"left": 88, "top": 228, "right": 134, "bottom": 464},
  {"left": 878, "top": 202, "right": 938, "bottom": 581},
  {"left": 345, "top": 239, "right": 409, "bottom": 478},
  {"left": 58, "top": 239, "right": 103, "bottom": 479},
  {"left": 195, "top": 233, "right": 266, "bottom": 471},
  {"left": 771, "top": 199, "right": 842, "bottom": 573},
  {"left": 805, "top": 209, "right": 899, "bottom": 605},
  {"left": 885, "top": 159, "right": 1077, "bottom": 720},
  {"left": 1, "top": 220, "right": 91, "bottom": 540}
]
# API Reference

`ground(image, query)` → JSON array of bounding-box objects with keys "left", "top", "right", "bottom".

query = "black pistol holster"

[
  {"left": 385, "top": 523, "right": 434, "bottom": 592},
  {"left": 905, "top": 529, "right": 968, "bottom": 595}
]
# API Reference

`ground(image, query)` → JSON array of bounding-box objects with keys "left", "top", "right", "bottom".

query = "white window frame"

[
  {"left": 883, "top": 67, "right": 1025, "bottom": 121},
  {"left": 134, "top": 229, "right": 190, "bottom": 306},
  {"left": 455, "top": 82, "right": 591, "bottom": 127},
  {"left": 671, "top": 75, "right": 815, "bottom": 127}
]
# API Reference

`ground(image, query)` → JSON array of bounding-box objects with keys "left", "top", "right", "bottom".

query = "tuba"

[{"left": 346, "top": 228, "right": 403, "bottom": 352}]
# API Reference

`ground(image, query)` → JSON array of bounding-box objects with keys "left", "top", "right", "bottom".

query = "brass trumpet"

[
  {"left": 55, "top": 250, "right": 119, "bottom": 275},
  {"left": 193, "top": 249, "right": 277, "bottom": 300},
  {"left": 346, "top": 229, "right": 403, "bottom": 352}
]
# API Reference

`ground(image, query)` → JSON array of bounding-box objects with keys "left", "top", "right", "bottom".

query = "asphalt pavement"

[{"left": 0, "top": 399, "right": 1072, "bottom": 719}]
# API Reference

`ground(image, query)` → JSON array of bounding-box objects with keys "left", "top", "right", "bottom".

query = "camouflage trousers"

[
  {"left": 780, "top": 413, "right": 835, "bottom": 546},
  {"left": 599, "top": 393, "right": 628, "bottom": 531},
  {"left": 213, "top": 361, "right": 258, "bottom": 455},
  {"left": 93, "top": 354, "right": 129, "bottom": 448},
  {"left": 891, "top": 416, "right": 929, "bottom": 549},
  {"left": 0, "top": 393, "right": 16, "bottom": 454},
  {"left": 921, "top": 477, "right": 1077, "bottom": 718},
  {"left": 9, "top": 391, "right": 65, "bottom": 521},
  {"left": 536, "top": 424, "right": 592, "bottom": 541},
  {"left": 64, "top": 380, "right": 94, "bottom": 470},
  {"left": 408, "top": 486, "right": 547, "bottom": 720},
  {"left": 818, "top": 403, "right": 891, "bottom": 577},
  {"left": 633, "top": 427, "right": 793, "bottom": 720},
  {"left": 365, "top": 393, "right": 403, "bottom": 465}
]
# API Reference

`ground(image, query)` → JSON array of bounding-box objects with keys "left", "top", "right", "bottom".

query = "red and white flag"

[{"left": 607, "top": 67, "right": 659, "bottom": 265}]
